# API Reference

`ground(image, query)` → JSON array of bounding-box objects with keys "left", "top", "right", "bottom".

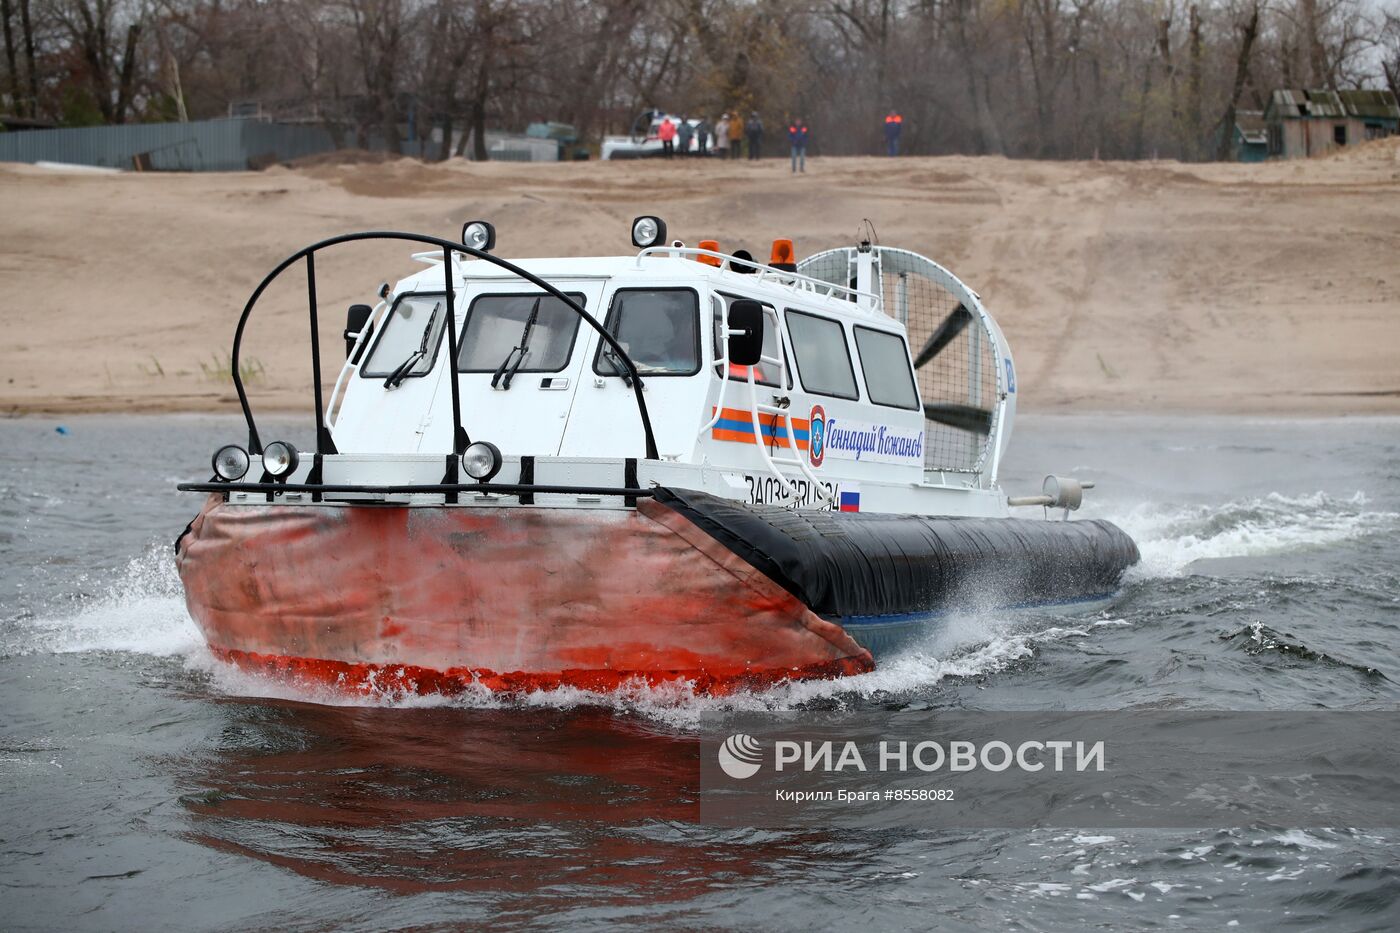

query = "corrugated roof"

[
  {"left": 1269, "top": 89, "right": 1400, "bottom": 121},
  {"left": 1270, "top": 89, "right": 1345, "bottom": 118},
  {"left": 1338, "top": 89, "right": 1400, "bottom": 120}
]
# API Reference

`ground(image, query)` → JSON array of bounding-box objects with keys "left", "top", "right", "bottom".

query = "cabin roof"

[
  {"left": 1235, "top": 109, "right": 1267, "bottom": 144},
  {"left": 1268, "top": 89, "right": 1400, "bottom": 121},
  {"left": 415, "top": 253, "right": 895, "bottom": 325}
]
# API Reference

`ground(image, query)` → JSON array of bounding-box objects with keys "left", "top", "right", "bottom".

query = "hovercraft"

[
  {"left": 601, "top": 110, "right": 705, "bottom": 159},
  {"left": 175, "top": 217, "right": 1139, "bottom": 695}
]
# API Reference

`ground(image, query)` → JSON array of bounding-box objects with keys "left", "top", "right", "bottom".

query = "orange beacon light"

[{"left": 769, "top": 238, "right": 796, "bottom": 272}]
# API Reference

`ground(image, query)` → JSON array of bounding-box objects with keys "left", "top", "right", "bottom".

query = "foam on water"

[
  {"left": 1105, "top": 490, "right": 1398, "bottom": 579},
  {"left": 8, "top": 545, "right": 201, "bottom": 658},
  {"left": 13, "top": 488, "right": 1396, "bottom": 719},
  {"left": 189, "top": 607, "right": 1068, "bottom": 728}
]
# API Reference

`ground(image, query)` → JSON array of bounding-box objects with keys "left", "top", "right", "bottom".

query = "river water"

[{"left": 2, "top": 414, "right": 1397, "bottom": 930}]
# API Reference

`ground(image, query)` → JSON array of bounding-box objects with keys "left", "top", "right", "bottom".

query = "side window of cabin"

[
  {"left": 359, "top": 293, "right": 448, "bottom": 379},
  {"left": 456, "top": 293, "right": 584, "bottom": 373},
  {"left": 711, "top": 295, "right": 789, "bottom": 386},
  {"left": 785, "top": 310, "right": 860, "bottom": 400},
  {"left": 594, "top": 288, "right": 701, "bottom": 376},
  {"left": 853, "top": 326, "right": 920, "bottom": 410}
]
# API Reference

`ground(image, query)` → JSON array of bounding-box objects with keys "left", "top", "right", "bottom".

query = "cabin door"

[
  {"left": 559, "top": 285, "right": 711, "bottom": 459},
  {"left": 434, "top": 279, "right": 607, "bottom": 457}
]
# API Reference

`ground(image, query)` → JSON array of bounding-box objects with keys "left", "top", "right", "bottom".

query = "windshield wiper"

[
  {"left": 491, "top": 297, "right": 541, "bottom": 390},
  {"left": 383, "top": 302, "right": 441, "bottom": 389},
  {"left": 600, "top": 345, "right": 637, "bottom": 389}
]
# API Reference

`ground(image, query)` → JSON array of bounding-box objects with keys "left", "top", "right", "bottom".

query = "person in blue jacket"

[{"left": 789, "top": 118, "right": 809, "bottom": 173}]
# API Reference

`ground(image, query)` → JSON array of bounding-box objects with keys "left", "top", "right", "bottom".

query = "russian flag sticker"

[{"left": 838, "top": 484, "right": 861, "bottom": 513}]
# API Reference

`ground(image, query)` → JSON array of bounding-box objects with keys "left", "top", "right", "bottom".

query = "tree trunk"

[
  {"left": 114, "top": 23, "right": 140, "bottom": 124},
  {"left": 469, "top": 92, "right": 487, "bottom": 161},
  {"left": 952, "top": 0, "right": 987, "bottom": 153},
  {"left": 2, "top": 0, "right": 17, "bottom": 113},
  {"left": 1186, "top": 4, "right": 1202, "bottom": 159},
  {"left": 1022, "top": 0, "right": 1055, "bottom": 157},
  {"left": 380, "top": 90, "right": 401, "bottom": 154},
  {"left": 76, "top": 2, "right": 115, "bottom": 123},
  {"left": 18, "top": 0, "right": 34, "bottom": 116},
  {"left": 439, "top": 111, "right": 454, "bottom": 161},
  {"left": 1132, "top": 58, "right": 1153, "bottom": 160},
  {"left": 1157, "top": 12, "right": 1180, "bottom": 153},
  {"left": 1299, "top": 0, "right": 1327, "bottom": 87},
  {"left": 1214, "top": 2, "right": 1259, "bottom": 161}
]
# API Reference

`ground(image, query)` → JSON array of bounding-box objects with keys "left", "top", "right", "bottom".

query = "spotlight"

[
  {"left": 461, "top": 220, "right": 496, "bottom": 252},
  {"left": 631, "top": 215, "right": 667, "bottom": 249},
  {"left": 211, "top": 444, "right": 250, "bottom": 482},
  {"left": 262, "top": 441, "right": 300, "bottom": 479},
  {"left": 461, "top": 441, "right": 503, "bottom": 482}
]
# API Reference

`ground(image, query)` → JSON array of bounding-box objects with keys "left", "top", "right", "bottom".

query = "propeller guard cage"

[{"left": 798, "top": 246, "right": 1016, "bottom": 478}]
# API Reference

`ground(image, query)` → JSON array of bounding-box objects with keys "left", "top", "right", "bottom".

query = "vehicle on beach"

[
  {"left": 174, "top": 217, "right": 1139, "bottom": 695},
  {"left": 601, "top": 110, "right": 706, "bottom": 159}
]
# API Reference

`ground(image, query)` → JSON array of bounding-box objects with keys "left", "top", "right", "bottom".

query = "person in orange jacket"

[
  {"left": 788, "top": 118, "right": 809, "bottom": 173},
  {"left": 728, "top": 111, "right": 745, "bottom": 159},
  {"left": 884, "top": 110, "right": 903, "bottom": 156},
  {"left": 658, "top": 116, "right": 677, "bottom": 158}
]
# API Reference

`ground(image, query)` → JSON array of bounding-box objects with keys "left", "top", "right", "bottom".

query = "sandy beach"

[{"left": 2, "top": 141, "right": 1397, "bottom": 416}]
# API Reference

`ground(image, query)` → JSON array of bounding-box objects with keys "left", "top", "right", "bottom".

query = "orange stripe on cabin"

[{"left": 710, "top": 407, "right": 811, "bottom": 452}]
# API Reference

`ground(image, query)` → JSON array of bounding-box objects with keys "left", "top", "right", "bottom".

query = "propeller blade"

[
  {"left": 923, "top": 402, "right": 993, "bottom": 435},
  {"left": 912, "top": 304, "right": 972, "bottom": 369}
]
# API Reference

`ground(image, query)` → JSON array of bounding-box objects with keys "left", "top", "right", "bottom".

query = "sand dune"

[{"left": 2, "top": 141, "right": 1397, "bottom": 416}]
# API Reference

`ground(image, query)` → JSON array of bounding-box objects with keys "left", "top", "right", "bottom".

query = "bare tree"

[
  {"left": 6, "top": 0, "right": 1394, "bottom": 161},
  {"left": 1215, "top": 0, "right": 1260, "bottom": 160},
  {"left": 2, "top": 0, "right": 16, "bottom": 113},
  {"left": 1382, "top": 8, "right": 1400, "bottom": 99},
  {"left": 49, "top": 0, "right": 145, "bottom": 123}
]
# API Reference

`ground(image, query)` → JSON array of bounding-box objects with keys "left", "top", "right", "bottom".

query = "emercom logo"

[{"left": 718, "top": 734, "right": 764, "bottom": 779}]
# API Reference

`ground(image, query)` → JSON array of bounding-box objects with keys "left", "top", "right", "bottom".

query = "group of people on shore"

[
  {"left": 656, "top": 111, "right": 812, "bottom": 172},
  {"left": 657, "top": 111, "right": 765, "bottom": 160},
  {"left": 654, "top": 108, "right": 903, "bottom": 170}
]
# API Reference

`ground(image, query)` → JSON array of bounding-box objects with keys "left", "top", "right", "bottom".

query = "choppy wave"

[
  {"left": 1105, "top": 490, "right": 1398, "bottom": 578},
  {"left": 1222, "top": 621, "right": 1388, "bottom": 680}
]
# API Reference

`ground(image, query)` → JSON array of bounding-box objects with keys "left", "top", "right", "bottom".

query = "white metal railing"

[
  {"left": 325, "top": 297, "right": 390, "bottom": 427},
  {"left": 637, "top": 246, "right": 883, "bottom": 314},
  {"left": 696, "top": 300, "right": 737, "bottom": 439}
]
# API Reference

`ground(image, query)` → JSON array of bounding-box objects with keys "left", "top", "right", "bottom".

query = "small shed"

[
  {"left": 1230, "top": 110, "right": 1269, "bottom": 162},
  {"left": 1264, "top": 89, "right": 1400, "bottom": 158}
]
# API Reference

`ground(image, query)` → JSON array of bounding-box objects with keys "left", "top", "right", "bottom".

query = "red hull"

[{"left": 176, "top": 495, "right": 872, "bottom": 695}]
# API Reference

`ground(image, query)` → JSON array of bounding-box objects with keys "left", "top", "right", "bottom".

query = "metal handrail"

[
  {"left": 699, "top": 298, "right": 834, "bottom": 509},
  {"left": 635, "top": 246, "right": 882, "bottom": 311},
  {"left": 325, "top": 296, "right": 388, "bottom": 427},
  {"left": 741, "top": 334, "right": 835, "bottom": 508},
  {"left": 229, "top": 231, "right": 660, "bottom": 461}
]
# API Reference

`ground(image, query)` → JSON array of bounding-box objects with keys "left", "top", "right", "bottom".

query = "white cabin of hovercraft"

[{"left": 288, "top": 218, "right": 1020, "bottom": 516}]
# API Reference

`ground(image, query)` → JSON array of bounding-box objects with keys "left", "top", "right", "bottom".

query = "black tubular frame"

[
  {"left": 230, "top": 231, "right": 659, "bottom": 461},
  {"left": 178, "top": 481, "right": 655, "bottom": 498}
]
